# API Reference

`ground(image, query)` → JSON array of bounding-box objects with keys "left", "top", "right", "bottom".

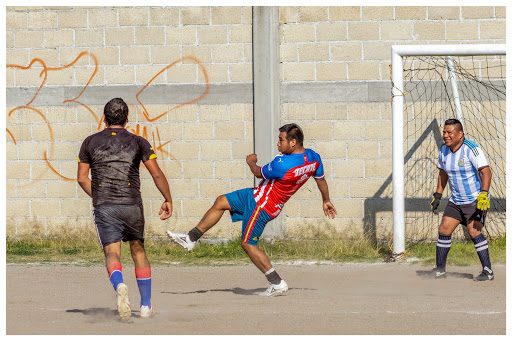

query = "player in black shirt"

[{"left": 77, "top": 98, "right": 173, "bottom": 321}]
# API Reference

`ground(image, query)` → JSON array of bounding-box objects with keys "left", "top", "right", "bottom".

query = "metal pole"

[
  {"left": 446, "top": 56, "right": 464, "bottom": 128},
  {"left": 391, "top": 46, "right": 405, "bottom": 254}
]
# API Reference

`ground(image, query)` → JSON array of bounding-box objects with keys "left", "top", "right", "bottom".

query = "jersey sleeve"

[
  {"left": 437, "top": 146, "right": 444, "bottom": 170},
  {"left": 140, "top": 137, "right": 157, "bottom": 163},
  {"left": 261, "top": 155, "right": 288, "bottom": 180},
  {"left": 78, "top": 138, "right": 90, "bottom": 164},
  {"left": 313, "top": 154, "right": 325, "bottom": 179},
  {"left": 468, "top": 145, "right": 489, "bottom": 171}
]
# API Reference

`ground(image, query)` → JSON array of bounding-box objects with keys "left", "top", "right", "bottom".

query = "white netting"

[{"left": 401, "top": 55, "right": 505, "bottom": 241}]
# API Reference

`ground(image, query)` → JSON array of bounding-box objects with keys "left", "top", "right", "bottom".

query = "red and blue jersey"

[{"left": 254, "top": 148, "right": 324, "bottom": 218}]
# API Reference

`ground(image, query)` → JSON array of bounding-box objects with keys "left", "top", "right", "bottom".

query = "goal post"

[{"left": 391, "top": 44, "right": 506, "bottom": 255}]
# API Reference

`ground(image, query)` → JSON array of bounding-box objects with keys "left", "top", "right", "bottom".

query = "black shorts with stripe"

[
  {"left": 443, "top": 200, "right": 487, "bottom": 226},
  {"left": 93, "top": 204, "right": 145, "bottom": 248}
]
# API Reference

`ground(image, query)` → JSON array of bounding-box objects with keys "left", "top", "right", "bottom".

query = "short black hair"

[
  {"left": 104, "top": 98, "right": 128, "bottom": 126},
  {"left": 444, "top": 118, "right": 464, "bottom": 133},
  {"left": 279, "top": 123, "right": 304, "bottom": 146}
]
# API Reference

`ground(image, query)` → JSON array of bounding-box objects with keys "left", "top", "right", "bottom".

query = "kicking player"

[
  {"left": 430, "top": 118, "right": 493, "bottom": 281},
  {"left": 77, "top": 98, "right": 173, "bottom": 321},
  {"left": 167, "top": 123, "right": 337, "bottom": 296}
]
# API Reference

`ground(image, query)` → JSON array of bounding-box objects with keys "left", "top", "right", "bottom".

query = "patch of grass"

[{"left": 6, "top": 233, "right": 505, "bottom": 267}]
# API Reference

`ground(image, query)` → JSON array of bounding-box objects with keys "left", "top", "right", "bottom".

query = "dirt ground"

[{"left": 5, "top": 262, "right": 506, "bottom": 335}]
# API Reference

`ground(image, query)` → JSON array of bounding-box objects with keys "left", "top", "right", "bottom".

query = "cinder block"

[
  {"left": 350, "top": 179, "right": 383, "bottom": 198},
  {"left": 6, "top": 162, "right": 31, "bottom": 180},
  {"left": 201, "top": 141, "right": 232, "bottom": 160},
  {"left": 58, "top": 10, "right": 88, "bottom": 28},
  {"left": 230, "top": 103, "right": 253, "bottom": 121},
  {"left": 313, "top": 141, "right": 347, "bottom": 159},
  {"left": 329, "top": 6, "right": 360, "bottom": 21},
  {"left": 198, "top": 26, "right": 228, "bottom": 44},
  {"left": 280, "top": 44, "right": 298, "bottom": 62},
  {"left": 348, "top": 22, "right": 379, "bottom": 40},
  {"left": 362, "top": 6, "right": 394, "bottom": 20},
  {"left": 183, "top": 122, "right": 214, "bottom": 140},
  {"left": 316, "top": 103, "right": 346, "bottom": 120},
  {"left": 300, "top": 200, "right": 326, "bottom": 218},
  {"left": 317, "top": 22, "right": 347, "bottom": 41},
  {"left": 89, "top": 8, "right": 118, "bottom": 27},
  {"left": 283, "top": 62, "right": 315, "bottom": 81},
  {"left": 119, "top": 7, "right": 148, "bottom": 26},
  {"left": 150, "top": 7, "right": 179, "bottom": 26},
  {"left": 47, "top": 106, "right": 78, "bottom": 124},
  {"left": 29, "top": 48, "right": 59, "bottom": 67},
  {"left": 7, "top": 49, "right": 29, "bottom": 66},
  {"left": 106, "top": 27, "right": 135, "bottom": 46},
  {"left": 45, "top": 30, "right": 74, "bottom": 48},
  {"left": 299, "top": 43, "right": 330, "bottom": 62},
  {"left": 29, "top": 11, "right": 57, "bottom": 29},
  {"left": 381, "top": 22, "right": 413, "bottom": 40},
  {"left": 212, "top": 45, "right": 244, "bottom": 63},
  {"left": 89, "top": 47, "right": 120, "bottom": 66},
  {"left": 136, "top": 27, "right": 166, "bottom": 45},
  {"left": 480, "top": 21, "right": 506, "bottom": 39},
  {"left": 166, "top": 26, "right": 197, "bottom": 45},
  {"left": 446, "top": 22, "right": 479, "bottom": 40},
  {"left": 325, "top": 179, "right": 350, "bottom": 199},
  {"left": 183, "top": 161, "right": 214, "bottom": 179},
  {"left": 105, "top": 66, "right": 135, "bottom": 84},
  {"left": 212, "top": 6, "right": 242, "bottom": 24},
  {"left": 300, "top": 121, "right": 333, "bottom": 140},
  {"left": 18, "top": 142, "right": 48, "bottom": 160},
  {"left": 167, "top": 141, "right": 200, "bottom": 160},
  {"left": 32, "top": 124, "right": 56, "bottom": 141},
  {"left": 167, "top": 104, "right": 198, "bottom": 122},
  {"left": 59, "top": 47, "right": 91, "bottom": 66},
  {"left": 75, "top": 29, "right": 104, "bottom": 47},
  {"left": 461, "top": 6, "right": 494, "bottom": 19},
  {"left": 51, "top": 142, "right": 79, "bottom": 161},
  {"left": 363, "top": 42, "right": 393, "bottom": 61},
  {"left": 215, "top": 121, "right": 246, "bottom": 140},
  {"left": 279, "top": 6, "right": 296, "bottom": 23},
  {"left": 6, "top": 11, "right": 27, "bottom": 29},
  {"left": 181, "top": 7, "right": 210, "bottom": 25},
  {"left": 365, "top": 121, "right": 392, "bottom": 139},
  {"left": 333, "top": 121, "right": 365, "bottom": 140},
  {"left": 298, "top": 6, "right": 328, "bottom": 22},
  {"left": 6, "top": 31, "right": 14, "bottom": 49},
  {"left": 283, "top": 24, "right": 315, "bottom": 42},
  {"left": 495, "top": 7, "right": 505, "bottom": 18},
  {"left": 61, "top": 199, "right": 92, "bottom": 217},
  {"left": 332, "top": 200, "right": 363, "bottom": 218},
  {"left": 150, "top": 46, "right": 181, "bottom": 65},
  {"left": 242, "top": 6, "right": 252, "bottom": 24},
  {"left": 120, "top": 46, "right": 150, "bottom": 64},
  {"left": 181, "top": 45, "right": 212, "bottom": 63},
  {"left": 292, "top": 180, "right": 317, "bottom": 199},
  {"left": 214, "top": 161, "right": 246, "bottom": 179},
  {"left": 206, "top": 64, "right": 229, "bottom": 83},
  {"left": 199, "top": 104, "right": 229, "bottom": 121},
  {"left": 229, "top": 25, "right": 252, "bottom": 43},
  {"left": 61, "top": 124, "right": 93, "bottom": 142},
  {"left": 365, "top": 159, "right": 393, "bottom": 178},
  {"left": 331, "top": 42, "right": 362, "bottom": 61},
  {"left": 32, "top": 199, "right": 61, "bottom": 217},
  {"left": 348, "top": 62, "right": 380, "bottom": 80},
  {"left": 347, "top": 140, "right": 380, "bottom": 159},
  {"left": 428, "top": 6, "right": 460, "bottom": 20},
  {"left": 231, "top": 141, "right": 253, "bottom": 159},
  {"left": 395, "top": 6, "right": 427, "bottom": 20},
  {"left": 283, "top": 103, "right": 316, "bottom": 120},
  {"left": 413, "top": 21, "right": 445, "bottom": 41},
  {"left": 168, "top": 179, "right": 199, "bottom": 198},
  {"left": 15, "top": 30, "right": 44, "bottom": 48}
]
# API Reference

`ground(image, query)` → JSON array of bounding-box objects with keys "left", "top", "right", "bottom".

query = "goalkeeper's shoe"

[
  {"left": 140, "top": 305, "right": 155, "bottom": 318},
  {"left": 477, "top": 191, "right": 490, "bottom": 211},
  {"left": 167, "top": 230, "right": 196, "bottom": 251},
  {"left": 116, "top": 283, "right": 131, "bottom": 322},
  {"left": 260, "top": 280, "right": 288, "bottom": 297},
  {"left": 474, "top": 266, "right": 494, "bottom": 281}
]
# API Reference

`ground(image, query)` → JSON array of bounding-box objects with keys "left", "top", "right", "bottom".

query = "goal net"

[{"left": 398, "top": 50, "right": 506, "bottom": 242}]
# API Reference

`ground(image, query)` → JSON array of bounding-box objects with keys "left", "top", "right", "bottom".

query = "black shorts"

[
  {"left": 93, "top": 204, "right": 145, "bottom": 248},
  {"left": 443, "top": 200, "right": 487, "bottom": 226}
]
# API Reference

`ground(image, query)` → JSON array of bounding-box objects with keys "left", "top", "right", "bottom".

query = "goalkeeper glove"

[
  {"left": 477, "top": 191, "right": 490, "bottom": 211},
  {"left": 430, "top": 192, "right": 442, "bottom": 213}
]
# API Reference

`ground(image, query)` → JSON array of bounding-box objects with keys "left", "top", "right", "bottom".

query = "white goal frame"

[{"left": 391, "top": 44, "right": 506, "bottom": 254}]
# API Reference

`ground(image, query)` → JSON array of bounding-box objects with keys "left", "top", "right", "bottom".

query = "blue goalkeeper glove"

[
  {"left": 477, "top": 191, "right": 490, "bottom": 211},
  {"left": 430, "top": 192, "right": 442, "bottom": 213}
]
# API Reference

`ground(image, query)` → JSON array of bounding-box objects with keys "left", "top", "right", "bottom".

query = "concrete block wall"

[{"left": 5, "top": 6, "right": 506, "bottom": 240}]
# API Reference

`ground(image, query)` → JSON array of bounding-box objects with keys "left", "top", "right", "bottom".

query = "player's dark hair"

[
  {"left": 104, "top": 98, "right": 129, "bottom": 126},
  {"left": 279, "top": 123, "right": 304, "bottom": 146},
  {"left": 444, "top": 118, "right": 464, "bottom": 133}
]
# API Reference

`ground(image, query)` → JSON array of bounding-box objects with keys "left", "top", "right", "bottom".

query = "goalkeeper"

[{"left": 430, "top": 119, "right": 493, "bottom": 281}]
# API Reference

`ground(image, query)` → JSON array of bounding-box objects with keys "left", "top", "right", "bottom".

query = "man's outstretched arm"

[
  {"left": 314, "top": 177, "right": 337, "bottom": 219},
  {"left": 246, "top": 154, "right": 263, "bottom": 178},
  {"left": 144, "top": 159, "right": 173, "bottom": 220}
]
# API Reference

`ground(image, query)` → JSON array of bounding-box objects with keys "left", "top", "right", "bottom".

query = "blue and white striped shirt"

[{"left": 437, "top": 138, "right": 489, "bottom": 205}]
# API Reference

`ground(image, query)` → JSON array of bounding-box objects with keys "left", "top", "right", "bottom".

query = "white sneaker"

[
  {"left": 260, "top": 280, "right": 288, "bottom": 297},
  {"left": 167, "top": 230, "right": 196, "bottom": 251},
  {"left": 140, "top": 305, "right": 155, "bottom": 318},
  {"left": 116, "top": 283, "right": 131, "bottom": 322}
]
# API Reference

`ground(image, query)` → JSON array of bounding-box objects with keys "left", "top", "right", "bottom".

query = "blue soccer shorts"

[{"left": 225, "top": 188, "right": 273, "bottom": 245}]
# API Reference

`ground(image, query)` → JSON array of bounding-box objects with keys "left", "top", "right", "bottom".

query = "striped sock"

[
  {"left": 135, "top": 267, "right": 152, "bottom": 307},
  {"left": 472, "top": 234, "right": 492, "bottom": 270},
  {"left": 107, "top": 262, "right": 124, "bottom": 291},
  {"left": 436, "top": 233, "right": 452, "bottom": 271}
]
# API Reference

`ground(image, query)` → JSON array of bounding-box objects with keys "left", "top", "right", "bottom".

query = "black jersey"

[{"left": 78, "top": 127, "right": 157, "bottom": 206}]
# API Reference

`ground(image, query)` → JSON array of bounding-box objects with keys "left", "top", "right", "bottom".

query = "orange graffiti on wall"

[{"left": 6, "top": 52, "right": 210, "bottom": 183}]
